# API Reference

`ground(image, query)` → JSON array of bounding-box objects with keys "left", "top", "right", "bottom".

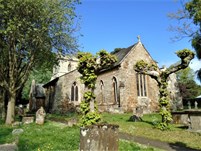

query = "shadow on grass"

[{"left": 169, "top": 142, "right": 200, "bottom": 151}]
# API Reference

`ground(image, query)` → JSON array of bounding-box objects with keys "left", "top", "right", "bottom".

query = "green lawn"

[
  {"left": 0, "top": 118, "right": 160, "bottom": 151},
  {"left": 102, "top": 112, "right": 201, "bottom": 150},
  {"left": 1, "top": 112, "right": 200, "bottom": 150}
]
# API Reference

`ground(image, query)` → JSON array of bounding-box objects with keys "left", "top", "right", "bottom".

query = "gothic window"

[
  {"left": 113, "top": 77, "right": 118, "bottom": 105},
  {"left": 68, "top": 63, "right": 72, "bottom": 72},
  {"left": 136, "top": 73, "right": 147, "bottom": 97},
  {"left": 71, "top": 82, "right": 78, "bottom": 101},
  {"left": 100, "top": 80, "right": 105, "bottom": 103}
]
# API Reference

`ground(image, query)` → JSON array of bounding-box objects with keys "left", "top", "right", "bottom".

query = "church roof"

[{"left": 112, "top": 44, "right": 136, "bottom": 67}]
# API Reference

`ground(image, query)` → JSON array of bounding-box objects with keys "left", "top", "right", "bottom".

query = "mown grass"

[
  {"left": 0, "top": 118, "right": 160, "bottom": 151},
  {"left": 102, "top": 112, "right": 201, "bottom": 150},
  {"left": 1, "top": 112, "right": 200, "bottom": 150}
]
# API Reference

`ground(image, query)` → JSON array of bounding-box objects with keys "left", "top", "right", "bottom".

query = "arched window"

[
  {"left": 100, "top": 80, "right": 105, "bottom": 103},
  {"left": 136, "top": 73, "right": 147, "bottom": 97},
  {"left": 100, "top": 80, "right": 104, "bottom": 90},
  {"left": 68, "top": 63, "right": 71, "bottom": 72},
  {"left": 71, "top": 82, "right": 78, "bottom": 101},
  {"left": 112, "top": 77, "right": 119, "bottom": 105}
]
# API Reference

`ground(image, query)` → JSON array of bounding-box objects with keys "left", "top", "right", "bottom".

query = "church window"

[
  {"left": 71, "top": 82, "right": 78, "bottom": 101},
  {"left": 100, "top": 80, "right": 105, "bottom": 103},
  {"left": 136, "top": 73, "right": 147, "bottom": 97},
  {"left": 113, "top": 77, "right": 119, "bottom": 105},
  {"left": 68, "top": 63, "right": 72, "bottom": 72}
]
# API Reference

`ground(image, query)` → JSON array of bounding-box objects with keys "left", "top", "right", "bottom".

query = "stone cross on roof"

[{"left": 137, "top": 35, "right": 141, "bottom": 42}]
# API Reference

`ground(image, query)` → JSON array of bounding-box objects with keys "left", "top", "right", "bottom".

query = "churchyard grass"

[
  {"left": 0, "top": 120, "right": 15, "bottom": 144},
  {"left": 0, "top": 118, "right": 160, "bottom": 151},
  {"left": 1, "top": 113, "right": 200, "bottom": 150},
  {"left": 102, "top": 113, "right": 201, "bottom": 150}
]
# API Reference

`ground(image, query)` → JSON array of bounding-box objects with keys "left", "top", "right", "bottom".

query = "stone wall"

[
  {"left": 95, "top": 43, "right": 159, "bottom": 113},
  {"left": 50, "top": 70, "right": 85, "bottom": 112},
  {"left": 43, "top": 42, "right": 181, "bottom": 114}
]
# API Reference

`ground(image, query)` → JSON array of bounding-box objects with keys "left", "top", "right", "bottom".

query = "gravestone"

[
  {"left": 188, "top": 101, "right": 191, "bottom": 109},
  {"left": 136, "top": 106, "right": 143, "bottom": 117},
  {"left": 12, "top": 129, "right": 24, "bottom": 135},
  {"left": 22, "top": 116, "right": 34, "bottom": 124},
  {"left": 80, "top": 124, "right": 119, "bottom": 151},
  {"left": 35, "top": 106, "right": 46, "bottom": 125},
  {"left": 194, "top": 101, "right": 198, "bottom": 109}
]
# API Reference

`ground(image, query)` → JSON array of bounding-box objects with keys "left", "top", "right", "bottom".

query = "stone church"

[{"left": 41, "top": 39, "right": 180, "bottom": 114}]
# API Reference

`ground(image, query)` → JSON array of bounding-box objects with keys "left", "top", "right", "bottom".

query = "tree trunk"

[
  {"left": 5, "top": 92, "right": 16, "bottom": 124},
  {"left": 0, "top": 89, "right": 6, "bottom": 120}
]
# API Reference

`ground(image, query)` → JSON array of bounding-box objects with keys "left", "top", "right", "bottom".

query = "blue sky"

[{"left": 76, "top": 0, "right": 201, "bottom": 73}]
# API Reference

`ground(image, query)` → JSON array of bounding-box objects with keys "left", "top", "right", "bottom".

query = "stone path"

[{"left": 119, "top": 132, "right": 200, "bottom": 151}]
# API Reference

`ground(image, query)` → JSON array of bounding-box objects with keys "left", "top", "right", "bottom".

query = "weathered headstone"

[
  {"left": 136, "top": 106, "right": 143, "bottom": 117},
  {"left": 68, "top": 118, "right": 77, "bottom": 127},
  {"left": 35, "top": 107, "right": 46, "bottom": 125},
  {"left": 12, "top": 129, "right": 24, "bottom": 136},
  {"left": 22, "top": 116, "right": 34, "bottom": 124},
  {"left": 194, "top": 101, "right": 198, "bottom": 109},
  {"left": 188, "top": 101, "right": 191, "bottom": 109},
  {"left": 80, "top": 124, "right": 119, "bottom": 151}
]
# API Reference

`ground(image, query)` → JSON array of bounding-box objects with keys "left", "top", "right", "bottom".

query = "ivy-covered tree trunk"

[
  {"left": 134, "top": 49, "right": 194, "bottom": 130},
  {"left": 77, "top": 50, "right": 117, "bottom": 126},
  {"left": 158, "top": 79, "right": 172, "bottom": 128}
]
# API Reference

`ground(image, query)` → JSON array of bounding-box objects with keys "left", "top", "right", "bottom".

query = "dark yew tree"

[
  {"left": 0, "top": 0, "right": 80, "bottom": 124},
  {"left": 176, "top": 67, "right": 201, "bottom": 99},
  {"left": 134, "top": 49, "right": 194, "bottom": 130}
]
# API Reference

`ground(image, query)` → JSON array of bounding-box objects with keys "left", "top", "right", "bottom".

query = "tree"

[
  {"left": 0, "top": 0, "right": 80, "bottom": 124},
  {"left": 134, "top": 49, "right": 194, "bottom": 130},
  {"left": 169, "top": 0, "right": 201, "bottom": 81},
  {"left": 77, "top": 50, "right": 116, "bottom": 126},
  {"left": 22, "top": 65, "right": 52, "bottom": 100},
  {"left": 176, "top": 67, "right": 201, "bottom": 99}
]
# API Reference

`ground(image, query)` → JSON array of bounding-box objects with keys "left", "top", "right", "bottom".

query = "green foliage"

[
  {"left": 0, "top": 0, "right": 80, "bottom": 124},
  {"left": 80, "top": 100, "right": 90, "bottom": 115},
  {"left": 185, "top": 0, "right": 201, "bottom": 26},
  {"left": 135, "top": 60, "right": 148, "bottom": 70},
  {"left": 22, "top": 66, "right": 52, "bottom": 100},
  {"left": 77, "top": 52, "right": 97, "bottom": 89},
  {"left": 77, "top": 50, "right": 117, "bottom": 126},
  {"left": 176, "top": 49, "right": 195, "bottom": 59},
  {"left": 79, "top": 111, "right": 101, "bottom": 127},
  {"left": 135, "top": 60, "right": 157, "bottom": 71},
  {"left": 83, "top": 91, "right": 96, "bottom": 102},
  {"left": 176, "top": 67, "right": 195, "bottom": 82},
  {"left": 97, "top": 49, "right": 117, "bottom": 69},
  {"left": 176, "top": 67, "right": 201, "bottom": 99}
]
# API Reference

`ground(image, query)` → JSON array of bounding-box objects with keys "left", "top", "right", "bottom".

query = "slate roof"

[{"left": 112, "top": 44, "right": 136, "bottom": 67}]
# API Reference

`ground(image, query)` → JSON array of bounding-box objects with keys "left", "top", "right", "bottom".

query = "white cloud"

[{"left": 189, "top": 58, "right": 201, "bottom": 72}]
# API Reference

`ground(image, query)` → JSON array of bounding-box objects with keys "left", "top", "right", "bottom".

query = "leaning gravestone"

[{"left": 35, "top": 107, "right": 46, "bottom": 125}]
